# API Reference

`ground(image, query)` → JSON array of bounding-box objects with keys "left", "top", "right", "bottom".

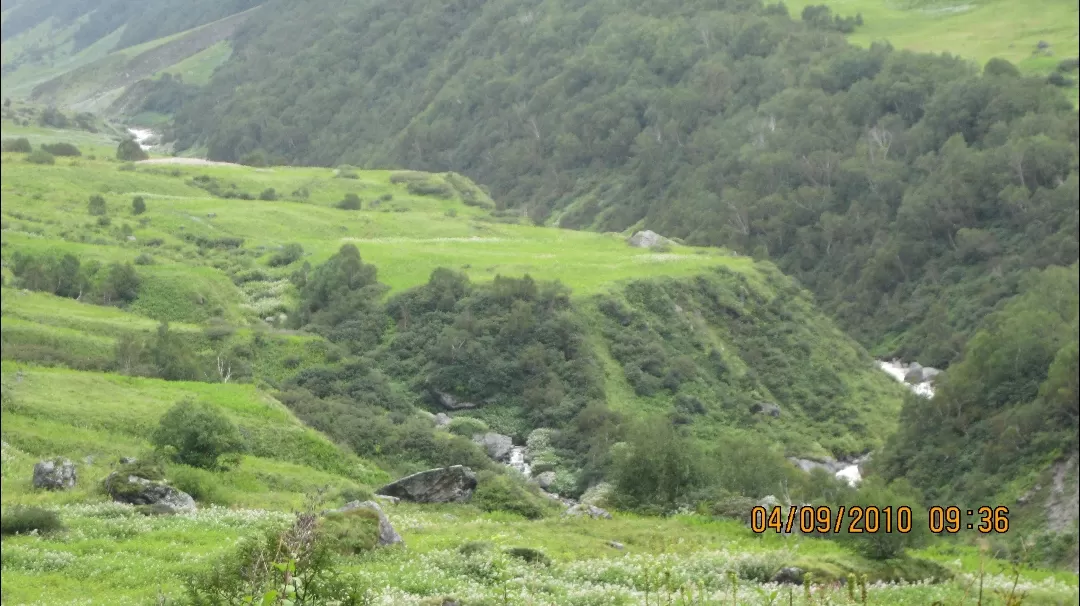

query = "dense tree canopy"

[{"left": 166, "top": 0, "right": 1079, "bottom": 366}]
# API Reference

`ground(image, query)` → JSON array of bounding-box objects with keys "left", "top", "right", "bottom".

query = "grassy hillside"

[
  {"left": 2, "top": 119, "right": 1078, "bottom": 602},
  {"left": 786, "top": 0, "right": 1079, "bottom": 104}
]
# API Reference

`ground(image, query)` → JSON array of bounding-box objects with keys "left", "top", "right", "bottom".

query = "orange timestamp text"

[{"left": 751, "top": 505, "right": 913, "bottom": 534}]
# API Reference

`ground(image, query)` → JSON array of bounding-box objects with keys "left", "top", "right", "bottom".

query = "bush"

[
  {"left": 258, "top": 187, "right": 278, "bottom": 201},
  {"left": 26, "top": 149, "right": 55, "bottom": 164},
  {"left": 268, "top": 243, "right": 304, "bottom": 267},
  {"left": 40, "top": 142, "right": 81, "bottom": 156},
  {"left": 2, "top": 137, "right": 32, "bottom": 153},
  {"left": 337, "top": 193, "right": 362, "bottom": 210},
  {"left": 836, "top": 478, "right": 929, "bottom": 560},
  {"left": 321, "top": 508, "right": 381, "bottom": 554},
  {"left": 116, "top": 139, "right": 147, "bottom": 161},
  {"left": 472, "top": 471, "right": 551, "bottom": 519},
  {"left": 134, "top": 252, "right": 155, "bottom": 265},
  {"left": 152, "top": 399, "right": 245, "bottom": 469},
  {"left": 170, "top": 465, "right": 231, "bottom": 505},
  {"left": 131, "top": 195, "right": 146, "bottom": 215},
  {"left": 1, "top": 506, "right": 64, "bottom": 536},
  {"left": 88, "top": 194, "right": 108, "bottom": 216},
  {"left": 505, "top": 546, "right": 551, "bottom": 565},
  {"left": 446, "top": 416, "right": 489, "bottom": 437}
]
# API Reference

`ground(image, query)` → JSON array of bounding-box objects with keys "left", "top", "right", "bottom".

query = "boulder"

[
  {"left": 608, "top": 540, "right": 625, "bottom": 550},
  {"left": 104, "top": 473, "right": 196, "bottom": 513},
  {"left": 434, "top": 413, "right": 452, "bottom": 427},
  {"left": 33, "top": 458, "right": 77, "bottom": 490},
  {"left": 376, "top": 465, "right": 477, "bottom": 503},
  {"left": 903, "top": 362, "right": 924, "bottom": 384},
  {"left": 921, "top": 367, "right": 942, "bottom": 382},
  {"left": 772, "top": 567, "right": 805, "bottom": 585},
  {"left": 565, "top": 504, "right": 612, "bottom": 519},
  {"left": 751, "top": 401, "right": 781, "bottom": 417},
  {"left": 432, "top": 390, "right": 477, "bottom": 410},
  {"left": 473, "top": 432, "right": 513, "bottom": 462},
  {"left": 627, "top": 230, "right": 669, "bottom": 249},
  {"left": 535, "top": 471, "right": 557, "bottom": 491},
  {"left": 327, "top": 500, "right": 403, "bottom": 547}
]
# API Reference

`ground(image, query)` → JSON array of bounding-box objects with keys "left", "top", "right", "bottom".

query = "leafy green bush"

[
  {"left": 446, "top": 416, "right": 489, "bottom": 437},
  {"left": 268, "top": 243, "right": 304, "bottom": 267},
  {"left": 0, "top": 506, "right": 64, "bottom": 536},
  {"left": 169, "top": 465, "right": 231, "bottom": 505},
  {"left": 131, "top": 195, "right": 146, "bottom": 215},
  {"left": 610, "top": 419, "right": 712, "bottom": 513},
  {"left": 835, "top": 478, "right": 930, "bottom": 560},
  {"left": 321, "top": 508, "right": 381, "bottom": 554},
  {"left": 152, "top": 399, "right": 245, "bottom": 469},
  {"left": 1, "top": 137, "right": 32, "bottom": 153},
  {"left": 336, "top": 192, "right": 362, "bottom": 210},
  {"left": 88, "top": 194, "right": 108, "bottom": 216},
  {"left": 26, "top": 149, "right": 55, "bottom": 164},
  {"left": 472, "top": 471, "right": 551, "bottom": 520},
  {"left": 505, "top": 546, "right": 551, "bottom": 565},
  {"left": 40, "top": 142, "right": 81, "bottom": 156},
  {"left": 116, "top": 139, "right": 148, "bottom": 161},
  {"left": 259, "top": 187, "right": 278, "bottom": 201}
]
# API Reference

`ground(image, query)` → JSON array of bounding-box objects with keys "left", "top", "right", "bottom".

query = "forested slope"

[{"left": 164, "top": 0, "right": 1079, "bottom": 368}]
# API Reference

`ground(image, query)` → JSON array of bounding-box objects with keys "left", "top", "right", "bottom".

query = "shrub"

[
  {"left": 40, "top": 142, "right": 80, "bottom": 156},
  {"left": 505, "top": 546, "right": 551, "bottom": 565},
  {"left": 446, "top": 416, "right": 489, "bottom": 437},
  {"left": 134, "top": 253, "right": 155, "bottom": 265},
  {"left": 170, "top": 465, "right": 231, "bottom": 504},
  {"left": 152, "top": 399, "right": 245, "bottom": 469},
  {"left": 259, "top": 187, "right": 278, "bottom": 201},
  {"left": 131, "top": 195, "right": 146, "bottom": 215},
  {"left": 116, "top": 139, "right": 147, "bottom": 161},
  {"left": 335, "top": 165, "right": 359, "bottom": 179},
  {"left": 1, "top": 506, "right": 64, "bottom": 536},
  {"left": 2, "top": 137, "right": 32, "bottom": 153},
  {"left": 337, "top": 193, "right": 362, "bottom": 210},
  {"left": 97, "top": 216, "right": 111, "bottom": 227},
  {"left": 321, "top": 508, "right": 381, "bottom": 554},
  {"left": 268, "top": 243, "right": 304, "bottom": 267},
  {"left": 472, "top": 471, "right": 550, "bottom": 519},
  {"left": 88, "top": 194, "right": 108, "bottom": 216},
  {"left": 26, "top": 149, "right": 55, "bottom": 164},
  {"left": 836, "top": 478, "right": 930, "bottom": 560}
]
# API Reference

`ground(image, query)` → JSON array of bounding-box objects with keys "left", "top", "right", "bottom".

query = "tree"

[
  {"left": 98, "top": 262, "right": 140, "bottom": 305},
  {"left": 836, "top": 478, "right": 929, "bottom": 560},
  {"left": 131, "top": 195, "right": 146, "bottom": 215},
  {"left": 88, "top": 194, "right": 108, "bottom": 216},
  {"left": 152, "top": 399, "right": 244, "bottom": 469},
  {"left": 336, "top": 193, "right": 362, "bottom": 210},
  {"left": 116, "top": 139, "right": 148, "bottom": 161},
  {"left": 610, "top": 418, "right": 712, "bottom": 512}
]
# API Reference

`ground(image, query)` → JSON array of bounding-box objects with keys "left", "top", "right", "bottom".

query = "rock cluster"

[{"left": 33, "top": 458, "right": 77, "bottom": 490}]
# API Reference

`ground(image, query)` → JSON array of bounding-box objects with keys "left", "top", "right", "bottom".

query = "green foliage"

[
  {"left": 169, "top": 466, "right": 231, "bottom": 505},
  {"left": 292, "top": 244, "right": 387, "bottom": 350},
  {"left": 336, "top": 192, "right": 362, "bottom": 210},
  {"left": 131, "top": 195, "right": 147, "bottom": 215},
  {"left": 0, "top": 506, "right": 64, "bottom": 536},
  {"left": 2, "top": 137, "right": 33, "bottom": 153},
  {"left": 152, "top": 399, "right": 245, "bottom": 470},
  {"left": 881, "top": 265, "right": 1079, "bottom": 511},
  {"left": 446, "top": 416, "right": 489, "bottom": 437},
  {"left": 258, "top": 187, "right": 278, "bottom": 201},
  {"left": 87, "top": 194, "right": 107, "bottom": 216},
  {"left": 320, "top": 508, "right": 381, "bottom": 555},
  {"left": 116, "top": 139, "right": 148, "bottom": 162},
  {"left": 9, "top": 251, "right": 141, "bottom": 307},
  {"left": 835, "top": 478, "right": 930, "bottom": 561},
  {"left": 268, "top": 243, "right": 303, "bottom": 267},
  {"left": 609, "top": 418, "right": 712, "bottom": 513},
  {"left": 26, "top": 149, "right": 55, "bottom": 164},
  {"left": 472, "top": 471, "right": 553, "bottom": 520},
  {"left": 40, "top": 142, "right": 81, "bottom": 157}
]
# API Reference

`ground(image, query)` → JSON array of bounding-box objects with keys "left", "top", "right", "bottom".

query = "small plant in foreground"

[{"left": 0, "top": 506, "right": 64, "bottom": 536}]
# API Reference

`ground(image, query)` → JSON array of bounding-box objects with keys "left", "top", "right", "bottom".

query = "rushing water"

[
  {"left": 876, "top": 359, "right": 935, "bottom": 398},
  {"left": 127, "top": 127, "right": 156, "bottom": 150},
  {"left": 508, "top": 446, "right": 531, "bottom": 477}
]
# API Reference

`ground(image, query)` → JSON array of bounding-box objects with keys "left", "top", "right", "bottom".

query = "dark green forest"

[{"left": 164, "top": 0, "right": 1079, "bottom": 369}]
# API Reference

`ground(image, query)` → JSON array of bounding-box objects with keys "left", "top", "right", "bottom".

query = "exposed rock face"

[
  {"left": 433, "top": 413, "right": 452, "bottom": 427},
  {"left": 376, "top": 465, "right": 477, "bottom": 503},
  {"left": 33, "top": 458, "right": 77, "bottom": 490},
  {"left": 432, "top": 390, "right": 477, "bottom": 410},
  {"left": 627, "top": 230, "right": 670, "bottom": 249},
  {"left": 104, "top": 473, "right": 196, "bottom": 513},
  {"left": 565, "top": 504, "right": 612, "bottom": 519},
  {"left": 327, "top": 500, "right": 403, "bottom": 546},
  {"left": 535, "top": 471, "right": 557, "bottom": 490},
  {"left": 473, "top": 432, "right": 514, "bottom": 462}
]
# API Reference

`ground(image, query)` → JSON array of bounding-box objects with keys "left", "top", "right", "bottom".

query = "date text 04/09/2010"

[{"left": 749, "top": 505, "right": 1010, "bottom": 534}]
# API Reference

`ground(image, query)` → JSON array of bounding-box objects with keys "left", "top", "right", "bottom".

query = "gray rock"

[
  {"left": 432, "top": 390, "right": 477, "bottom": 410},
  {"left": 374, "top": 494, "right": 401, "bottom": 506},
  {"left": 327, "top": 500, "right": 403, "bottom": 547},
  {"left": 126, "top": 235, "right": 137, "bottom": 242},
  {"left": 377, "top": 465, "right": 478, "bottom": 503},
  {"left": 627, "top": 230, "right": 670, "bottom": 249},
  {"left": 565, "top": 504, "right": 612, "bottom": 519},
  {"left": 33, "top": 458, "right": 77, "bottom": 490},
  {"left": 104, "top": 473, "right": 196, "bottom": 513},
  {"left": 434, "top": 413, "right": 452, "bottom": 427},
  {"left": 903, "top": 362, "right": 924, "bottom": 384},
  {"left": 83, "top": 455, "right": 95, "bottom": 466},
  {"left": 473, "top": 432, "right": 513, "bottom": 462},
  {"left": 535, "top": 471, "right": 557, "bottom": 490},
  {"left": 773, "top": 567, "right": 805, "bottom": 584},
  {"left": 751, "top": 401, "right": 781, "bottom": 417},
  {"left": 608, "top": 540, "right": 625, "bottom": 550},
  {"left": 119, "top": 456, "right": 138, "bottom": 464},
  {"left": 921, "top": 367, "right": 942, "bottom": 382}
]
